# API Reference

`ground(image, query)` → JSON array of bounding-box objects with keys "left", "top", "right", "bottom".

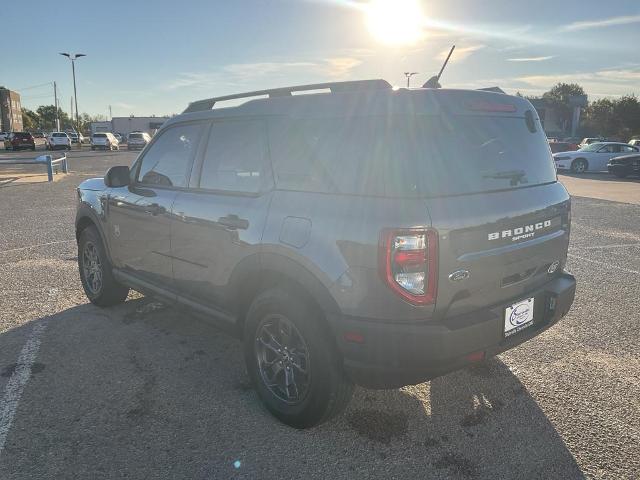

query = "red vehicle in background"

[
  {"left": 4, "top": 132, "right": 36, "bottom": 151},
  {"left": 549, "top": 141, "right": 579, "bottom": 153}
]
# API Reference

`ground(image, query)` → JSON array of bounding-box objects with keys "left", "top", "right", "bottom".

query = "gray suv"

[{"left": 75, "top": 79, "right": 576, "bottom": 428}]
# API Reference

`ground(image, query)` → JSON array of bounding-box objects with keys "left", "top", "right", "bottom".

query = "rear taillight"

[{"left": 380, "top": 229, "right": 438, "bottom": 305}]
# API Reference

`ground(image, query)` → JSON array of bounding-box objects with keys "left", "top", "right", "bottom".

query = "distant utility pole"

[
  {"left": 404, "top": 72, "right": 419, "bottom": 88},
  {"left": 53, "top": 81, "right": 60, "bottom": 131},
  {"left": 109, "top": 105, "right": 112, "bottom": 120}
]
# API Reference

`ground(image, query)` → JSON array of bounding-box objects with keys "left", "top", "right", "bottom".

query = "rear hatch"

[{"left": 413, "top": 91, "right": 570, "bottom": 318}]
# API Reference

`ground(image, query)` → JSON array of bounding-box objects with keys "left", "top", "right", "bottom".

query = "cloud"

[
  {"left": 324, "top": 57, "right": 363, "bottom": 78},
  {"left": 437, "top": 44, "right": 485, "bottom": 63},
  {"left": 223, "top": 62, "right": 316, "bottom": 77},
  {"left": 560, "top": 14, "right": 640, "bottom": 32},
  {"left": 507, "top": 56, "right": 554, "bottom": 62}
]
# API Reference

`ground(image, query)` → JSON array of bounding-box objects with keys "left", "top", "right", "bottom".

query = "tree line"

[
  {"left": 524, "top": 83, "right": 640, "bottom": 140},
  {"left": 21, "top": 105, "right": 106, "bottom": 133}
]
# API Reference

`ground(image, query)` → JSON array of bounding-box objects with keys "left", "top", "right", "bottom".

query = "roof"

[{"left": 164, "top": 79, "right": 534, "bottom": 130}]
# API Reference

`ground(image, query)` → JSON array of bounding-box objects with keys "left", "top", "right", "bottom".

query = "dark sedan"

[{"left": 608, "top": 154, "right": 640, "bottom": 178}]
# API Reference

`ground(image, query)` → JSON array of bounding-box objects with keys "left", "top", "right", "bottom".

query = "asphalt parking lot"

[{"left": 0, "top": 151, "right": 638, "bottom": 479}]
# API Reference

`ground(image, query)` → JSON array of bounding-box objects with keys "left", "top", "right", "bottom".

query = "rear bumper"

[
  {"left": 608, "top": 165, "right": 635, "bottom": 175},
  {"left": 334, "top": 272, "right": 576, "bottom": 388}
]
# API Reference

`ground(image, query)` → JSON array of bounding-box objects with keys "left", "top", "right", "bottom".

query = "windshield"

[
  {"left": 129, "top": 133, "right": 144, "bottom": 139},
  {"left": 93, "top": 133, "right": 107, "bottom": 138},
  {"left": 580, "top": 143, "right": 605, "bottom": 152},
  {"left": 270, "top": 113, "right": 556, "bottom": 197}
]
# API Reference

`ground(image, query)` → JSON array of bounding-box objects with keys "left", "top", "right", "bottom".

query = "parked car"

[
  {"left": 126, "top": 131, "right": 151, "bottom": 150},
  {"left": 47, "top": 132, "right": 72, "bottom": 151},
  {"left": 0, "top": 132, "right": 8, "bottom": 142},
  {"left": 68, "top": 132, "right": 85, "bottom": 144},
  {"left": 579, "top": 137, "right": 607, "bottom": 147},
  {"left": 91, "top": 132, "right": 119, "bottom": 151},
  {"left": 563, "top": 136, "right": 582, "bottom": 144},
  {"left": 114, "top": 133, "right": 124, "bottom": 143},
  {"left": 553, "top": 142, "right": 639, "bottom": 173},
  {"left": 608, "top": 154, "right": 640, "bottom": 178},
  {"left": 4, "top": 132, "right": 36, "bottom": 151},
  {"left": 548, "top": 141, "right": 578, "bottom": 153},
  {"left": 628, "top": 139, "right": 640, "bottom": 148},
  {"left": 75, "top": 80, "right": 576, "bottom": 428},
  {"left": 31, "top": 131, "right": 46, "bottom": 139}
]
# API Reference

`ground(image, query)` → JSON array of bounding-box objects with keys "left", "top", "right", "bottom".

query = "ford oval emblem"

[{"left": 449, "top": 270, "right": 470, "bottom": 282}]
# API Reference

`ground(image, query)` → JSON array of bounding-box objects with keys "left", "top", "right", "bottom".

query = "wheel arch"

[
  {"left": 75, "top": 206, "right": 114, "bottom": 263},
  {"left": 230, "top": 252, "right": 342, "bottom": 338}
]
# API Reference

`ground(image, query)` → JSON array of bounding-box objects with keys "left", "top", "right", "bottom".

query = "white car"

[
  {"left": 629, "top": 139, "right": 640, "bottom": 148},
  {"left": 68, "top": 132, "right": 85, "bottom": 144},
  {"left": 91, "top": 132, "right": 119, "bottom": 151},
  {"left": 126, "top": 131, "right": 151, "bottom": 150},
  {"left": 553, "top": 142, "right": 639, "bottom": 173},
  {"left": 47, "top": 132, "right": 72, "bottom": 151}
]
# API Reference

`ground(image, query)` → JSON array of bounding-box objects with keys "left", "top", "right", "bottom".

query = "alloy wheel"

[
  {"left": 82, "top": 241, "right": 103, "bottom": 295},
  {"left": 255, "top": 314, "right": 311, "bottom": 405}
]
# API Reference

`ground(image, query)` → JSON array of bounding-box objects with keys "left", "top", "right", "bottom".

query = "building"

[
  {"left": 0, "top": 87, "right": 23, "bottom": 132},
  {"left": 112, "top": 116, "right": 169, "bottom": 137}
]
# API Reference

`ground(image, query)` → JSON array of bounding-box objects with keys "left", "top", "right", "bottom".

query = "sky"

[{"left": 3, "top": 0, "right": 639, "bottom": 117}]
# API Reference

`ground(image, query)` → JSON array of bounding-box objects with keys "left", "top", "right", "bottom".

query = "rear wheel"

[
  {"left": 244, "top": 287, "right": 353, "bottom": 428},
  {"left": 571, "top": 158, "right": 588, "bottom": 173},
  {"left": 78, "top": 226, "right": 129, "bottom": 306}
]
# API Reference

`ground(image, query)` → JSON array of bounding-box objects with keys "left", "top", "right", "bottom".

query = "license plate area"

[{"left": 504, "top": 297, "right": 534, "bottom": 337}]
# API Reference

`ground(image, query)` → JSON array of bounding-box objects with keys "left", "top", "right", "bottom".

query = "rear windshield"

[
  {"left": 269, "top": 114, "right": 556, "bottom": 197},
  {"left": 15, "top": 133, "right": 31, "bottom": 138},
  {"left": 129, "top": 133, "right": 144, "bottom": 139},
  {"left": 93, "top": 133, "right": 107, "bottom": 138},
  {"left": 52, "top": 133, "right": 67, "bottom": 137}
]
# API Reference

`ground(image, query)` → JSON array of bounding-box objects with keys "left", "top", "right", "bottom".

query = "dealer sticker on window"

[{"left": 504, "top": 297, "right": 534, "bottom": 337}]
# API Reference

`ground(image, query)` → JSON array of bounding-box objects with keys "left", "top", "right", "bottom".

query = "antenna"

[{"left": 423, "top": 45, "right": 455, "bottom": 88}]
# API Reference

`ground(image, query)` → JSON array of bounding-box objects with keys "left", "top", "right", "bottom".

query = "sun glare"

[{"left": 365, "top": 0, "right": 426, "bottom": 46}]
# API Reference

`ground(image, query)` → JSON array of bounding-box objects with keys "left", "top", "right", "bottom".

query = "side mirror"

[{"left": 105, "top": 166, "right": 131, "bottom": 188}]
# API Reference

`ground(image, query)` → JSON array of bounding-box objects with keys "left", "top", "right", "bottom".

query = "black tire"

[
  {"left": 78, "top": 226, "right": 129, "bottom": 307},
  {"left": 244, "top": 287, "right": 353, "bottom": 428},
  {"left": 571, "top": 158, "right": 588, "bottom": 174},
  {"left": 31, "top": 146, "right": 36, "bottom": 151},
  {"left": 91, "top": 146, "right": 95, "bottom": 151}
]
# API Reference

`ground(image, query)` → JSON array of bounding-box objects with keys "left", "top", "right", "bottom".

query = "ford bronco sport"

[{"left": 76, "top": 79, "right": 576, "bottom": 428}]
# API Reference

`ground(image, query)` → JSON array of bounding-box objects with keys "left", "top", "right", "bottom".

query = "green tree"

[
  {"left": 612, "top": 95, "right": 640, "bottom": 139},
  {"left": 583, "top": 98, "right": 617, "bottom": 137},
  {"left": 36, "top": 105, "right": 70, "bottom": 131},
  {"left": 21, "top": 108, "right": 40, "bottom": 131},
  {"left": 542, "top": 83, "right": 587, "bottom": 133}
]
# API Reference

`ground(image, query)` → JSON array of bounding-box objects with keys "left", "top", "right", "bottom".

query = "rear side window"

[
  {"left": 198, "top": 120, "right": 271, "bottom": 193},
  {"left": 269, "top": 114, "right": 556, "bottom": 197},
  {"left": 137, "top": 123, "right": 203, "bottom": 188}
]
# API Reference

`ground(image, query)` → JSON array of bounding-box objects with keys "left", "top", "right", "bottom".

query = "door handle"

[
  {"left": 144, "top": 203, "right": 163, "bottom": 216},
  {"left": 218, "top": 215, "right": 249, "bottom": 230}
]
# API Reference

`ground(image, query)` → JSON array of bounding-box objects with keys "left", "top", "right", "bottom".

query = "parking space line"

[
  {"left": 568, "top": 253, "right": 640, "bottom": 275},
  {"left": 0, "top": 239, "right": 74, "bottom": 255},
  {"left": 576, "top": 243, "right": 640, "bottom": 250},
  {"left": 0, "top": 322, "right": 47, "bottom": 455}
]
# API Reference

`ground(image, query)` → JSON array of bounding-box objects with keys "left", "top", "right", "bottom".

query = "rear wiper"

[{"left": 483, "top": 170, "right": 528, "bottom": 186}]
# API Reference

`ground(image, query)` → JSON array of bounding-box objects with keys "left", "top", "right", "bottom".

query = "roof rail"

[{"left": 182, "top": 79, "right": 392, "bottom": 113}]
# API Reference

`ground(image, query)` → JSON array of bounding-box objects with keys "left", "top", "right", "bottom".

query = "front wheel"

[
  {"left": 244, "top": 287, "right": 353, "bottom": 428},
  {"left": 571, "top": 158, "right": 588, "bottom": 174},
  {"left": 78, "top": 226, "right": 129, "bottom": 306}
]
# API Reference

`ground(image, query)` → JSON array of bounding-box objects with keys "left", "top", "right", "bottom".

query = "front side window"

[
  {"left": 137, "top": 123, "right": 203, "bottom": 188},
  {"left": 198, "top": 120, "right": 271, "bottom": 193}
]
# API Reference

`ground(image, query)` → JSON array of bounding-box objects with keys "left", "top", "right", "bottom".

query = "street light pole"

[
  {"left": 404, "top": 71, "right": 418, "bottom": 88},
  {"left": 59, "top": 53, "right": 86, "bottom": 132}
]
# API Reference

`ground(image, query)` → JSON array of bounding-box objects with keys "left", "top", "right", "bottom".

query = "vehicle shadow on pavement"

[{"left": 0, "top": 299, "right": 584, "bottom": 480}]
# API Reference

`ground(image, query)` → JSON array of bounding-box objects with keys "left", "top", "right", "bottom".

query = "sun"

[{"left": 365, "top": 0, "right": 426, "bottom": 46}]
